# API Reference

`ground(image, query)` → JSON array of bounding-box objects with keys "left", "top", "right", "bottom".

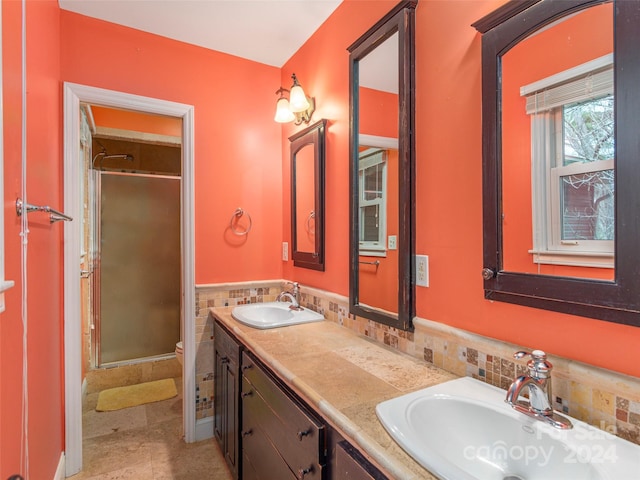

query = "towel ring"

[
  {"left": 306, "top": 211, "right": 316, "bottom": 234},
  {"left": 230, "top": 207, "right": 252, "bottom": 236}
]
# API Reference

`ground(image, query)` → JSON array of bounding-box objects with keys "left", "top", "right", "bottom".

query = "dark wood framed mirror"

[
  {"left": 474, "top": 0, "right": 640, "bottom": 326},
  {"left": 290, "top": 119, "right": 326, "bottom": 271},
  {"left": 348, "top": 1, "right": 416, "bottom": 331}
]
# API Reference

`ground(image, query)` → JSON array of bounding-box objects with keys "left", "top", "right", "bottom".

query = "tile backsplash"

[{"left": 195, "top": 280, "right": 640, "bottom": 446}]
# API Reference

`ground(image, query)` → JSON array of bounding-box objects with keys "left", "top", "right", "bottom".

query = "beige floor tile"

[
  {"left": 72, "top": 373, "right": 229, "bottom": 479},
  {"left": 83, "top": 405, "right": 147, "bottom": 440},
  {"left": 70, "top": 462, "right": 155, "bottom": 480}
]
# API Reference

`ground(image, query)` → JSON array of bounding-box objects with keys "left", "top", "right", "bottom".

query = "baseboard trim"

[
  {"left": 195, "top": 417, "right": 214, "bottom": 442},
  {"left": 54, "top": 452, "right": 65, "bottom": 480}
]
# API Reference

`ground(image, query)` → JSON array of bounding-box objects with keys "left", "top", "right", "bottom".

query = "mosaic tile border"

[{"left": 195, "top": 281, "right": 640, "bottom": 445}]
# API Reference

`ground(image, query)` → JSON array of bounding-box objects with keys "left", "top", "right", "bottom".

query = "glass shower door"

[{"left": 98, "top": 172, "right": 181, "bottom": 365}]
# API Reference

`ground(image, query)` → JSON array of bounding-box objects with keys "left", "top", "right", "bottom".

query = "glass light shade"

[
  {"left": 289, "top": 85, "right": 310, "bottom": 113},
  {"left": 274, "top": 97, "right": 295, "bottom": 123}
]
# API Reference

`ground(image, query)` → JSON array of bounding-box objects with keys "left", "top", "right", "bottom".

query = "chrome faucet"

[
  {"left": 276, "top": 282, "right": 302, "bottom": 310},
  {"left": 505, "top": 350, "right": 572, "bottom": 429}
]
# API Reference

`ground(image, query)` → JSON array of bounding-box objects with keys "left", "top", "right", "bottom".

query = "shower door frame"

[
  {"left": 63, "top": 83, "right": 197, "bottom": 477},
  {"left": 94, "top": 171, "right": 182, "bottom": 367}
]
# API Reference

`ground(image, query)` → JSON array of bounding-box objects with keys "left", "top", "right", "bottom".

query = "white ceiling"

[{"left": 59, "top": 0, "right": 344, "bottom": 67}]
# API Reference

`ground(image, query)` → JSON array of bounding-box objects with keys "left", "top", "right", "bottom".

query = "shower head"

[{"left": 91, "top": 151, "right": 134, "bottom": 170}]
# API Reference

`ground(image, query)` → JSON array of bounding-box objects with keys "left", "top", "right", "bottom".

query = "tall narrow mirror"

[
  {"left": 290, "top": 119, "right": 326, "bottom": 271},
  {"left": 349, "top": 1, "right": 416, "bottom": 331},
  {"left": 475, "top": 0, "right": 640, "bottom": 326}
]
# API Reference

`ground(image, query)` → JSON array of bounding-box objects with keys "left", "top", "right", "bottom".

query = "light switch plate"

[
  {"left": 416, "top": 255, "right": 429, "bottom": 287},
  {"left": 282, "top": 242, "right": 288, "bottom": 261},
  {"left": 388, "top": 235, "right": 397, "bottom": 250}
]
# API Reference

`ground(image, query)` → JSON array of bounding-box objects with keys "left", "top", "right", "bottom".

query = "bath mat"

[{"left": 96, "top": 378, "right": 177, "bottom": 412}]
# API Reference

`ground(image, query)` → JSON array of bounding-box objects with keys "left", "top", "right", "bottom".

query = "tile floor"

[{"left": 68, "top": 376, "right": 233, "bottom": 480}]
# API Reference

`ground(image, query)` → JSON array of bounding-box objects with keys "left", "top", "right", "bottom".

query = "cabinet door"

[
  {"left": 214, "top": 346, "right": 225, "bottom": 444},
  {"left": 335, "top": 441, "right": 388, "bottom": 480},
  {"left": 224, "top": 358, "right": 239, "bottom": 474},
  {"left": 214, "top": 321, "right": 241, "bottom": 480}
]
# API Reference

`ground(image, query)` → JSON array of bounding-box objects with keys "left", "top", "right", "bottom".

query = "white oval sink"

[
  {"left": 231, "top": 302, "right": 324, "bottom": 329},
  {"left": 376, "top": 376, "right": 640, "bottom": 480}
]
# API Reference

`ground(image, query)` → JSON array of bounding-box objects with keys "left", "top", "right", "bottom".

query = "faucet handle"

[
  {"left": 514, "top": 349, "right": 546, "bottom": 360},
  {"left": 514, "top": 350, "right": 552, "bottom": 376}
]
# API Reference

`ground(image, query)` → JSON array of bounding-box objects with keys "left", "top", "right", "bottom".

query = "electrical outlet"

[
  {"left": 282, "top": 242, "right": 289, "bottom": 261},
  {"left": 388, "top": 235, "right": 397, "bottom": 250},
  {"left": 416, "top": 255, "right": 429, "bottom": 287}
]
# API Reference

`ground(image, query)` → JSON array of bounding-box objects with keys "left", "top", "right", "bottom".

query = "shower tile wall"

[{"left": 195, "top": 282, "right": 640, "bottom": 445}]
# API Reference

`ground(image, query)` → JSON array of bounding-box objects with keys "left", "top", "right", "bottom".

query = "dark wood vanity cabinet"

[
  {"left": 214, "top": 321, "right": 242, "bottom": 480},
  {"left": 241, "top": 351, "right": 326, "bottom": 480},
  {"left": 213, "top": 317, "right": 390, "bottom": 480}
]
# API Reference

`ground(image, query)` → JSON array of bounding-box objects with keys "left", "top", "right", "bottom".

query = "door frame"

[{"left": 63, "top": 83, "right": 196, "bottom": 476}]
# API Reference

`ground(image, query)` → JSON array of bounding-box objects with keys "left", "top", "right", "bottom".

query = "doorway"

[
  {"left": 63, "top": 83, "right": 196, "bottom": 477},
  {"left": 86, "top": 125, "right": 183, "bottom": 367}
]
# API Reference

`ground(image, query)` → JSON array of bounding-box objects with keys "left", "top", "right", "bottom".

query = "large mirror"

[
  {"left": 474, "top": 0, "right": 640, "bottom": 326},
  {"left": 290, "top": 119, "right": 326, "bottom": 270},
  {"left": 348, "top": 1, "right": 416, "bottom": 331}
]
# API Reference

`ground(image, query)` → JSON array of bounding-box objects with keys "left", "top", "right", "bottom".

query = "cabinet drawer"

[
  {"left": 335, "top": 441, "right": 388, "bottom": 480},
  {"left": 243, "top": 377, "right": 323, "bottom": 479},
  {"left": 242, "top": 425, "right": 298, "bottom": 480},
  {"left": 215, "top": 321, "right": 240, "bottom": 365},
  {"left": 242, "top": 352, "right": 325, "bottom": 478}
]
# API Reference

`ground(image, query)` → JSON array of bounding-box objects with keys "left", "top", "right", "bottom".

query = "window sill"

[
  {"left": 529, "top": 250, "right": 613, "bottom": 268},
  {"left": 359, "top": 251, "right": 387, "bottom": 258}
]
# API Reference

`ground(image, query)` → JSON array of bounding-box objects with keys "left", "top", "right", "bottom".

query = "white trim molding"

[
  {"left": 63, "top": 83, "right": 196, "bottom": 476},
  {"left": 53, "top": 453, "right": 65, "bottom": 480}
]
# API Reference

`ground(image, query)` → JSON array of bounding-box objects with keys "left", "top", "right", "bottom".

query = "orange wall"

[
  {"left": 359, "top": 86, "right": 398, "bottom": 137},
  {"left": 283, "top": 0, "right": 639, "bottom": 379},
  {"left": 91, "top": 105, "right": 183, "bottom": 137},
  {"left": 59, "top": 10, "right": 283, "bottom": 285},
  {"left": 1, "top": 0, "right": 64, "bottom": 478}
]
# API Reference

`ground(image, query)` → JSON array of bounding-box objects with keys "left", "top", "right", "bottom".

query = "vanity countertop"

[{"left": 211, "top": 307, "right": 457, "bottom": 480}]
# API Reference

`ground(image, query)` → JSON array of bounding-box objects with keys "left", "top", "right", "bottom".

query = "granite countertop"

[{"left": 211, "top": 307, "right": 458, "bottom": 480}]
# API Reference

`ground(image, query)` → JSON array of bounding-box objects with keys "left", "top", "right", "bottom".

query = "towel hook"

[
  {"left": 16, "top": 198, "right": 73, "bottom": 223},
  {"left": 229, "top": 207, "right": 252, "bottom": 236}
]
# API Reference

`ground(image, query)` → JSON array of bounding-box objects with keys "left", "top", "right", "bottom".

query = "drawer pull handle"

[
  {"left": 297, "top": 466, "right": 313, "bottom": 479},
  {"left": 242, "top": 364, "right": 253, "bottom": 371},
  {"left": 241, "top": 390, "right": 253, "bottom": 398},
  {"left": 241, "top": 429, "right": 253, "bottom": 437},
  {"left": 296, "top": 429, "right": 311, "bottom": 441},
  {"left": 220, "top": 356, "right": 229, "bottom": 364}
]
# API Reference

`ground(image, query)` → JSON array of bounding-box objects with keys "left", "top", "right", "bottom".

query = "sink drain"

[{"left": 503, "top": 476, "right": 525, "bottom": 480}]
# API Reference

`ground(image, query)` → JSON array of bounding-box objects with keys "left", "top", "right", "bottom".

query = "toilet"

[{"left": 175, "top": 341, "right": 183, "bottom": 366}]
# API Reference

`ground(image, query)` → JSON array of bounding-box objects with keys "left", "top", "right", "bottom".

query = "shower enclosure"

[{"left": 94, "top": 171, "right": 181, "bottom": 365}]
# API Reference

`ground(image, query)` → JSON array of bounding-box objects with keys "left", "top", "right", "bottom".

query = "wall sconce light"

[{"left": 274, "top": 73, "right": 316, "bottom": 125}]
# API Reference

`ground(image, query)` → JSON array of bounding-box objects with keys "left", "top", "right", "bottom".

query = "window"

[
  {"left": 524, "top": 55, "right": 614, "bottom": 267},
  {"left": 358, "top": 148, "right": 387, "bottom": 255}
]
